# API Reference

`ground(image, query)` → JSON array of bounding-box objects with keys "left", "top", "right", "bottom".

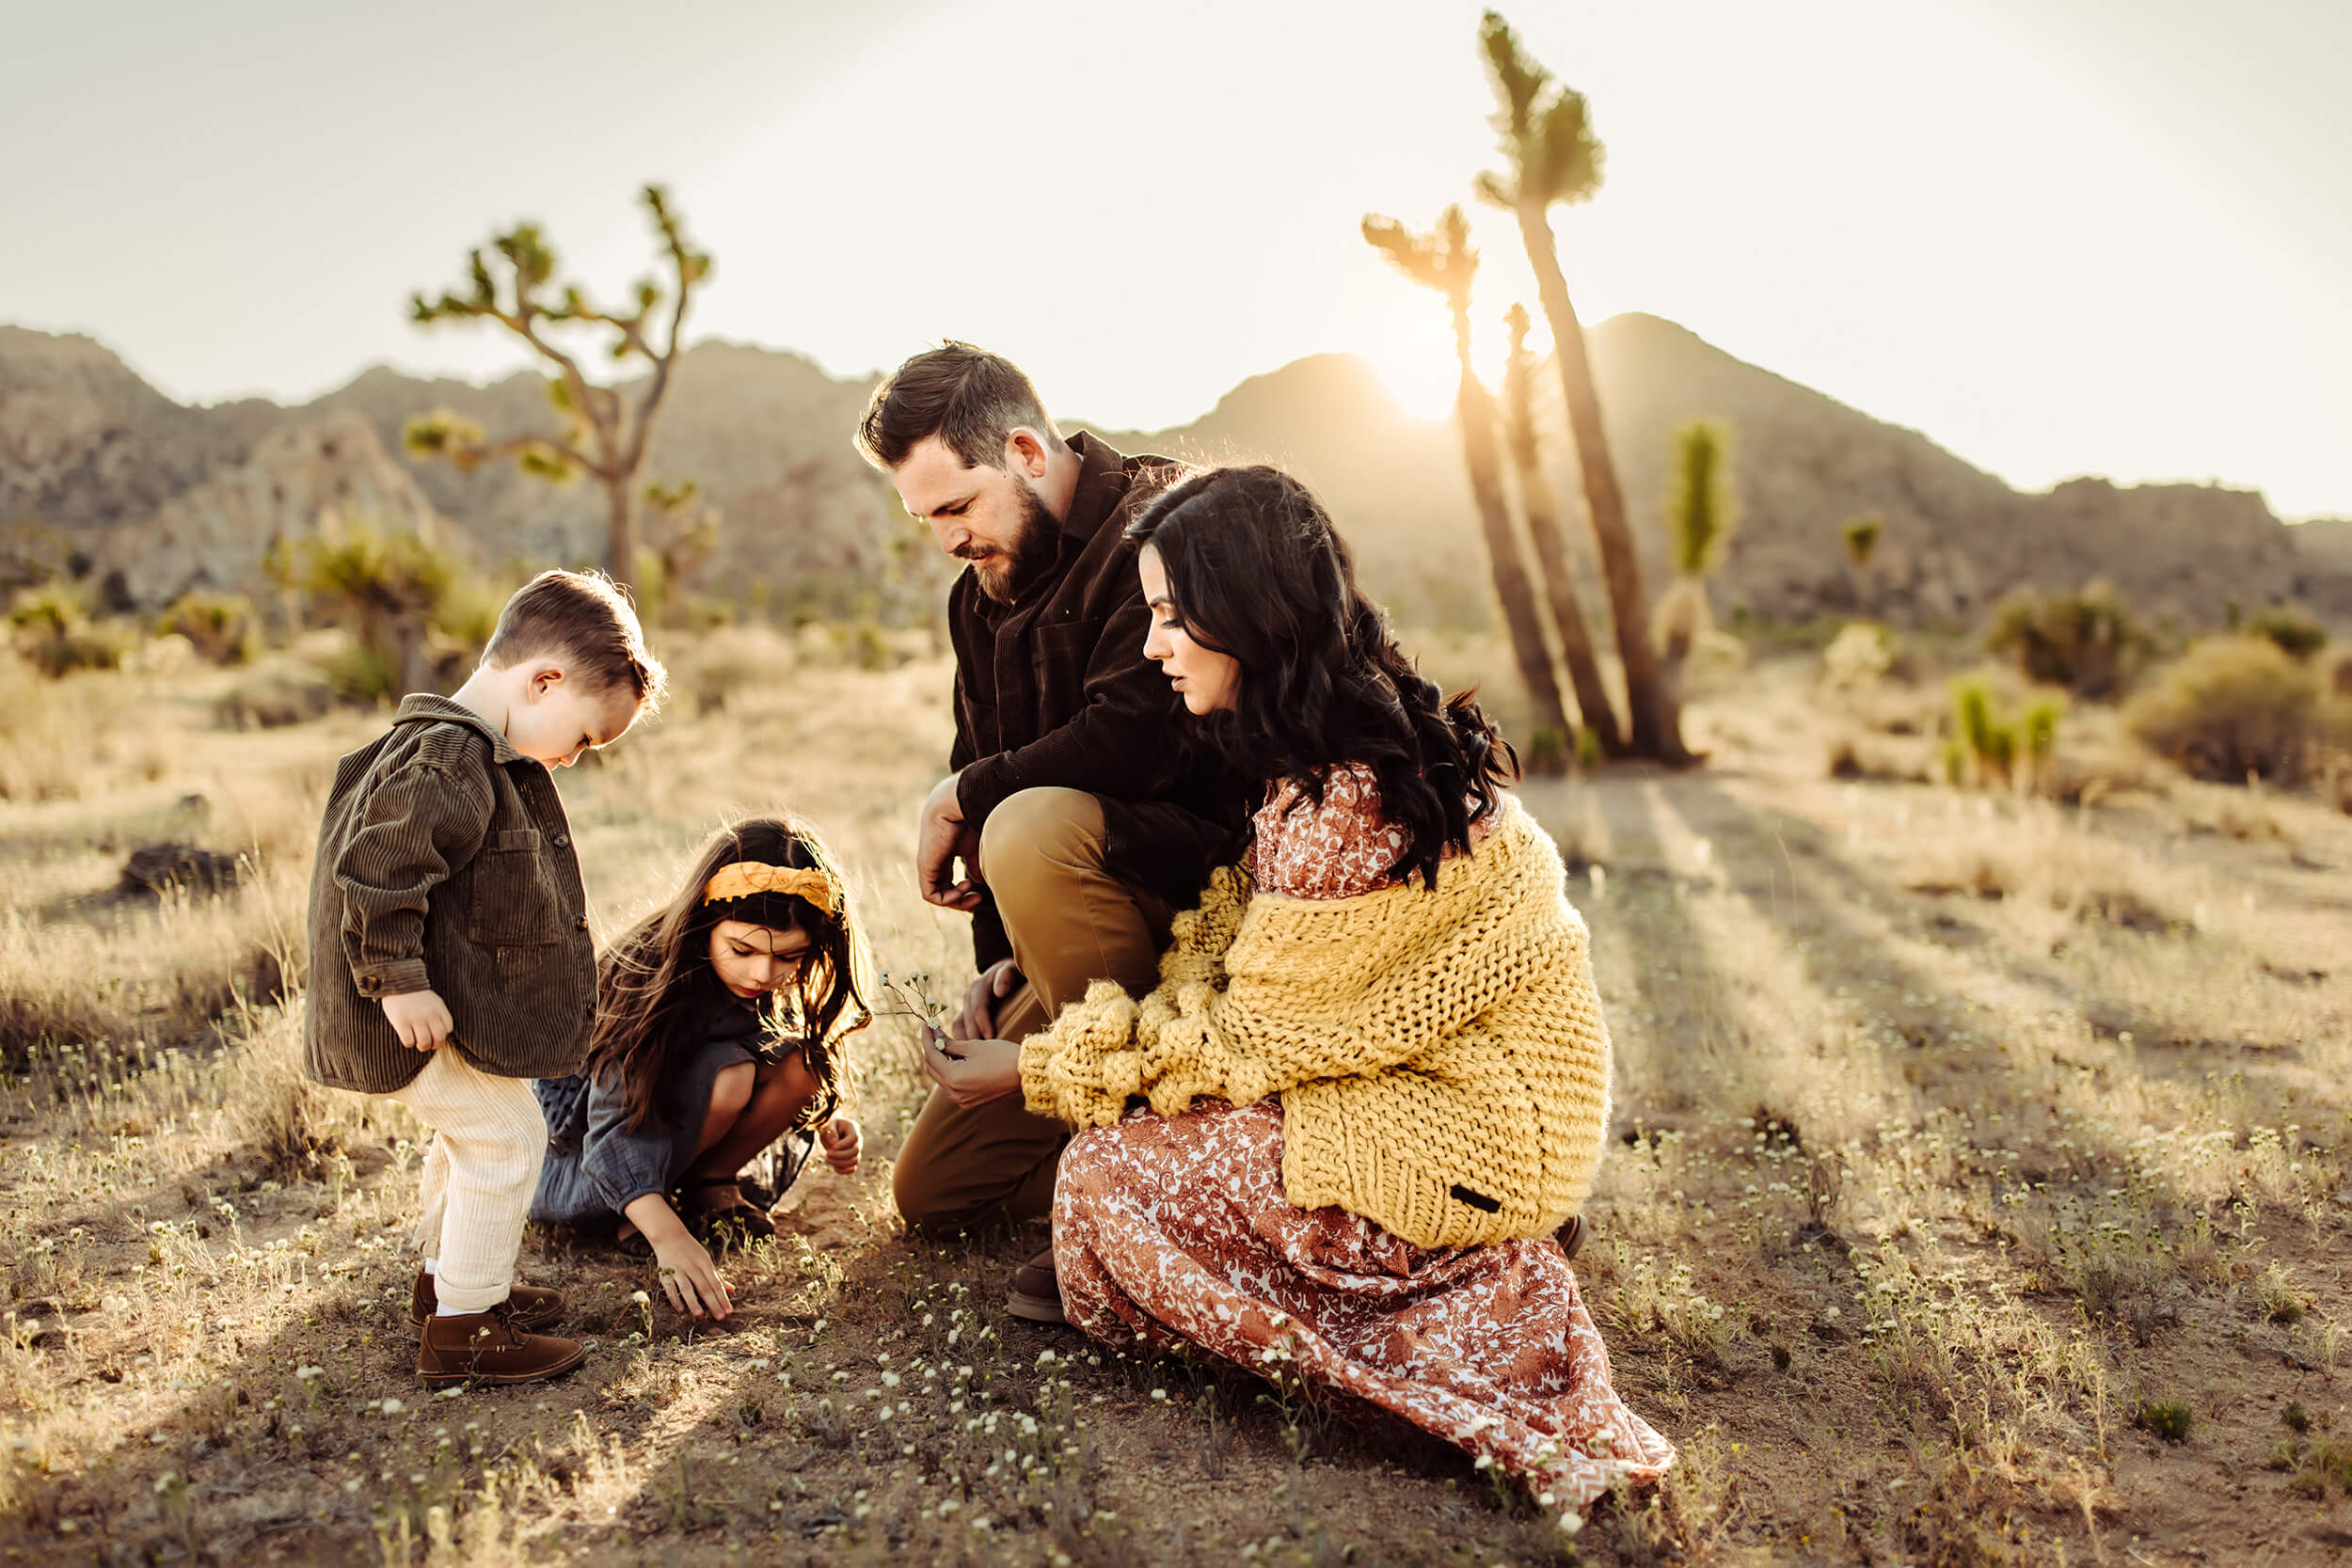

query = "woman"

[{"left": 924, "top": 467, "right": 1672, "bottom": 1516}]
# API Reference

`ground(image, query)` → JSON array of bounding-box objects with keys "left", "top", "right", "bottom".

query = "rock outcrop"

[{"left": 89, "top": 411, "right": 453, "bottom": 608}]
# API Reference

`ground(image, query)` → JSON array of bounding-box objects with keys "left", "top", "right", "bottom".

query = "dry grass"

[{"left": 2, "top": 638, "right": 2349, "bottom": 1565}]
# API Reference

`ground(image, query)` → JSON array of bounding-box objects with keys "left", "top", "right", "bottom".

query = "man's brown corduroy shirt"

[
  {"left": 949, "top": 432, "right": 1248, "bottom": 970},
  {"left": 303, "top": 695, "right": 597, "bottom": 1094}
]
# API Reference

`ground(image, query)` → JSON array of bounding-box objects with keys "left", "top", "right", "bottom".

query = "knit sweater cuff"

[{"left": 1018, "top": 979, "right": 1140, "bottom": 1128}]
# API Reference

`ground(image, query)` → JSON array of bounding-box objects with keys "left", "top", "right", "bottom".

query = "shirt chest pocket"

[{"left": 468, "top": 828, "right": 564, "bottom": 947}]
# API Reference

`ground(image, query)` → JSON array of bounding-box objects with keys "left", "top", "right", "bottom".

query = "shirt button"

[
  {"left": 575, "top": 915, "right": 589, "bottom": 930},
  {"left": 552, "top": 833, "right": 570, "bottom": 847}
]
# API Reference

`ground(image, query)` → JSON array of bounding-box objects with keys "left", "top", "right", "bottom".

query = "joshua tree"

[
  {"left": 1476, "top": 12, "right": 1689, "bottom": 764},
  {"left": 1501, "top": 303, "right": 1623, "bottom": 755},
  {"left": 1655, "top": 420, "right": 1739, "bottom": 742},
  {"left": 272, "top": 518, "right": 460, "bottom": 698},
  {"left": 405, "top": 184, "right": 711, "bottom": 597},
  {"left": 638, "top": 479, "right": 722, "bottom": 628},
  {"left": 1840, "top": 512, "right": 1884, "bottom": 614},
  {"left": 1361, "top": 205, "right": 1572, "bottom": 747}
]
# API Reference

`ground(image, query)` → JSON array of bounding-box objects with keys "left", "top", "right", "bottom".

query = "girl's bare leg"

[{"left": 684, "top": 1054, "right": 819, "bottom": 1205}]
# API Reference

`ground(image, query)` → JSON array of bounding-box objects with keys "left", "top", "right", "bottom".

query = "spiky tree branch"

[{"left": 404, "top": 185, "right": 712, "bottom": 594}]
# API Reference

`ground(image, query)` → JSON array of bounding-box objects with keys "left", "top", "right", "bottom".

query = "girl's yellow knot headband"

[{"left": 702, "top": 862, "right": 839, "bottom": 917}]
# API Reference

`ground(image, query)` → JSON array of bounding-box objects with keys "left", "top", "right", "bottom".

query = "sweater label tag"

[{"left": 1449, "top": 1183, "right": 1502, "bottom": 1213}]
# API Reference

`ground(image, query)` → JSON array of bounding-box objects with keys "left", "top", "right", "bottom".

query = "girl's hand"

[
  {"left": 818, "top": 1116, "right": 862, "bottom": 1175},
  {"left": 649, "top": 1230, "right": 732, "bottom": 1321},
  {"left": 623, "top": 1193, "right": 731, "bottom": 1320}
]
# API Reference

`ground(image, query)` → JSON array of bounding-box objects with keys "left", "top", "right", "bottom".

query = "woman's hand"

[
  {"left": 818, "top": 1115, "right": 862, "bottom": 1175},
  {"left": 622, "top": 1194, "right": 732, "bottom": 1321},
  {"left": 919, "top": 1026, "right": 1023, "bottom": 1109}
]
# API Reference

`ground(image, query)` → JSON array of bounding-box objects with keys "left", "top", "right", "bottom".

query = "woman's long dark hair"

[
  {"left": 1125, "top": 466, "right": 1517, "bottom": 889},
  {"left": 589, "top": 816, "right": 873, "bottom": 1134}
]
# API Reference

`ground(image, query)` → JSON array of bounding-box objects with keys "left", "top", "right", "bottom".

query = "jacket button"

[
  {"left": 552, "top": 833, "right": 570, "bottom": 847},
  {"left": 575, "top": 915, "right": 589, "bottom": 930}
]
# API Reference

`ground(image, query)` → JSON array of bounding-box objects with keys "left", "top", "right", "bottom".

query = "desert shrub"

[
  {"left": 158, "top": 591, "right": 261, "bottom": 666},
  {"left": 1985, "top": 581, "right": 2147, "bottom": 700},
  {"left": 2124, "top": 636, "right": 2346, "bottom": 785},
  {"left": 2246, "top": 607, "right": 2325, "bottom": 662},
  {"left": 1940, "top": 675, "right": 2061, "bottom": 791},
  {"left": 312, "top": 641, "right": 396, "bottom": 705},
  {"left": 2135, "top": 1401, "right": 2193, "bottom": 1444},
  {"left": 1521, "top": 724, "right": 1570, "bottom": 777},
  {"left": 8, "top": 583, "right": 135, "bottom": 676},
  {"left": 1820, "top": 621, "right": 1895, "bottom": 688},
  {"left": 217, "top": 665, "right": 339, "bottom": 729}
]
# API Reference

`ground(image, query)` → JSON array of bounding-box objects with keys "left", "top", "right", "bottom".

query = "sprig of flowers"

[{"left": 875, "top": 971, "right": 951, "bottom": 1031}]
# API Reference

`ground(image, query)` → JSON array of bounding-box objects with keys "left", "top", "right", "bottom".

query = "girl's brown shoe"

[
  {"left": 417, "top": 1301, "right": 585, "bottom": 1387},
  {"left": 408, "top": 1271, "right": 564, "bottom": 1333}
]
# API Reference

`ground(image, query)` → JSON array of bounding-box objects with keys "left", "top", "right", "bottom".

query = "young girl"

[{"left": 532, "top": 817, "right": 870, "bottom": 1320}]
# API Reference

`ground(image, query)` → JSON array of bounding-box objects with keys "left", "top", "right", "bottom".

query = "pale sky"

[{"left": 6, "top": 0, "right": 2347, "bottom": 516}]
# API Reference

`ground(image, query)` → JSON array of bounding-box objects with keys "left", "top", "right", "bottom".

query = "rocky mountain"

[
  {"left": 1087, "top": 314, "right": 2322, "bottom": 633},
  {"left": 0, "top": 316, "right": 2337, "bottom": 633}
]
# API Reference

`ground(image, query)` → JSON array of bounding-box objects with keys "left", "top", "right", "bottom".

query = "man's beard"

[{"left": 962, "top": 484, "right": 1059, "bottom": 604}]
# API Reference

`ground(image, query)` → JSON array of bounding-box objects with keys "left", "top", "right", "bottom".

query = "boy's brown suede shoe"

[
  {"left": 408, "top": 1271, "right": 564, "bottom": 1333},
  {"left": 417, "top": 1301, "right": 585, "bottom": 1387}
]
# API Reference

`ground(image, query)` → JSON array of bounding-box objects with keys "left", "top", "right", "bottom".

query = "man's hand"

[
  {"left": 919, "top": 1026, "right": 1024, "bottom": 1109},
  {"left": 916, "top": 772, "right": 985, "bottom": 912},
  {"left": 952, "top": 959, "right": 1022, "bottom": 1042},
  {"left": 818, "top": 1116, "right": 863, "bottom": 1175},
  {"left": 380, "top": 989, "right": 453, "bottom": 1052}
]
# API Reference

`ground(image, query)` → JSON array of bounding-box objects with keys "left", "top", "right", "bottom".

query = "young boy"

[{"left": 304, "top": 569, "right": 666, "bottom": 1386}]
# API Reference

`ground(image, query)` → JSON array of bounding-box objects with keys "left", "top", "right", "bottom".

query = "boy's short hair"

[
  {"left": 854, "top": 341, "right": 1061, "bottom": 472},
  {"left": 482, "top": 570, "right": 668, "bottom": 712}
]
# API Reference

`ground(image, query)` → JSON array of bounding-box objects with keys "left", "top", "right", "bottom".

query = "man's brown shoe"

[
  {"left": 417, "top": 1301, "right": 585, "bottom": 1387},
  {"left": 408, "top": 1271, "right": 564, "bottom": 1333},
  {"left": 1006, "top": 1244, "right": 1067, "bottom": 1326}
]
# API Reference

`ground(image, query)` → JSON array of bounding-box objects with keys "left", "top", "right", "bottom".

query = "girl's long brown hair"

[{"left": 589, "top": 816, "right": 873, "bottom": 1135}]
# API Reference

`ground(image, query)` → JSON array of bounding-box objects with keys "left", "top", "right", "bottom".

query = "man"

[{"left": 854, "top": 343, "right": 1241, "bottom": 1322}]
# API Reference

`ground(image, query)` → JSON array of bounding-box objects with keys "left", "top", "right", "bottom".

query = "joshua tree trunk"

[
  {"left": 1503, "top": 307, "right": 1623, "bottom": 756},
  {"left": 1516, "top": 200, "right": 1691, "bottom": 764},
  {"left": 606, "top": 483, "right": 637, "bottom": 604},
  {"left": 1450, "top": 304, "right": 1571, "bottom": 744}
]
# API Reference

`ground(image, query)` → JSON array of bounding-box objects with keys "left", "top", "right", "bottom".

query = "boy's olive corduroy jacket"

[{"left": 303, "top": 695, "right": 596, "bottom": 1094}]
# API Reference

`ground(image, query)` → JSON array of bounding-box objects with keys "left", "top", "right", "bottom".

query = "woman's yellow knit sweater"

[{"left": 1019, "top": 794, "right": 1611, "bottom": 1249}]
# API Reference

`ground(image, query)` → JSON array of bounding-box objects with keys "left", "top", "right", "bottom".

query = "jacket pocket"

[{"left": 468, "top": 828, "right": 564, "bottom": 947}]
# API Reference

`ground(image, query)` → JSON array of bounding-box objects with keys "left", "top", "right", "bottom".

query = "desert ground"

[{"left": 2, "top": 627, "right": 2348, "bottom": 1567}]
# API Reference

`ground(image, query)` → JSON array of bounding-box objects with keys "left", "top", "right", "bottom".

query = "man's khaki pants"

[{"left": 893, "top": 787, "right": 1171, "bottom": 1234}]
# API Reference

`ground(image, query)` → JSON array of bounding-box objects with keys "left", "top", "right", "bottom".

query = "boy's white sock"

[{"left": 434, "top": 1301, "right": 469, "bottom": 1316}]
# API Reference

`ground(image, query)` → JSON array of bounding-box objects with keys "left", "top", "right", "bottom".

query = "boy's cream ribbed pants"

[{"left": 389, "top": 1048, "right": 547, "bottom": 1313}]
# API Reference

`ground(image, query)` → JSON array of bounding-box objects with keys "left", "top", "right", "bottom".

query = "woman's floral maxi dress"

[{"left": 1051, "top": 767, "right": 1675, "bottom": 1513}]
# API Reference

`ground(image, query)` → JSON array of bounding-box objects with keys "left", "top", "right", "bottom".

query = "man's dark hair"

[{"left": 855, "top": 341, "right": 1062, "bottom": 471}]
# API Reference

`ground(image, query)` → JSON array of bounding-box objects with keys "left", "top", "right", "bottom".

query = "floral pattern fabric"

[
  {"left": 1052, "top": 771, "right": 1672, "bottom": 1513},
  {"left": 1055, "top": 1100, "right": 1675, "bottom": 1511},
  {"left": 1248, "top": 763, "right": 1491, "bottom": 898}
]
